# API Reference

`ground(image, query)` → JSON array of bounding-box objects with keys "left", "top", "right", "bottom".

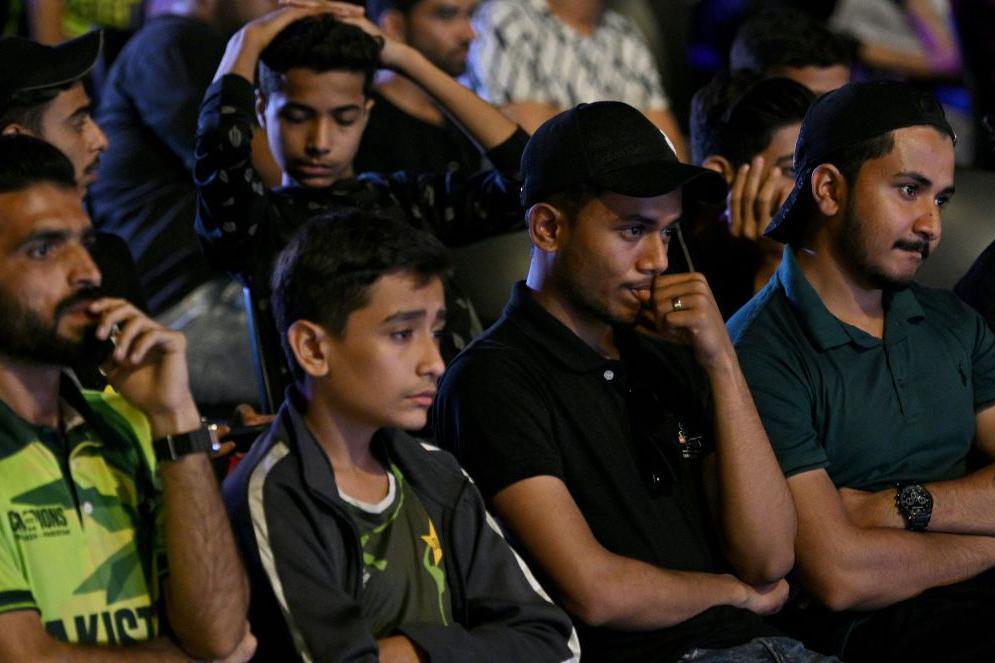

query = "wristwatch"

[
  {"left": 153, "top": 426, "right": 219, "bottom": 462},
  {"left": 895, "top": 482, "right": 933, "bottom": 531}
]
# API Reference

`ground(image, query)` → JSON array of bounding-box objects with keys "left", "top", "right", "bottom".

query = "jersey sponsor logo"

[
  {"left": 7, "top": 506, "right": 70, "bottom": 541},
  {"left": 45, "top": 605, "right": 156, "bottom": 644}
]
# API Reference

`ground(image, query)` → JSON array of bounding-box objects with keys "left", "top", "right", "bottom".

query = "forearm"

[
  {"left": 706, "top": 359, "right": 796, "bottom": 583},
  {"left": 845, "top": 465, "right": 995, "bottom": 535},
  {"left": 798, "top": 522, "right": 995, "bottom": 611},
  {"left": 392, "top": 47, "right": 518, "bottom": 151},
  {"left": 377, "top": 636, "right": 426, "bottom": 663},
  {"left": 160, "top": 454, "right": 249, "bottom": 659},
  {"left": 572, "top": 555, "right": 750, "bottom": 629}
]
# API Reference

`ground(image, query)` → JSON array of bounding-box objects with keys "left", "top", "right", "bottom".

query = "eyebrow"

[
  {"left": 68, "top": 103, "right": 93, "bottom": 122},
  {"left": 895, "top": 171, "right": 955, "bottom": 196},
  {"left": 384, "top": 310, "right": 428, "bottom": 324}
]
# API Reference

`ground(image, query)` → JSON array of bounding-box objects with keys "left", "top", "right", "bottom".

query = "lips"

[{"left": 407, "top": 390, "right": 437, "bottom": 408}]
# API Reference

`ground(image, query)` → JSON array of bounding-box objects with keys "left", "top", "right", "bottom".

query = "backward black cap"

[
  {"left": 765, "top": 80, "right": 955, "bottom": 243},
  {"left": 520, "top": 101, "right": 727, "bottom": 209}
]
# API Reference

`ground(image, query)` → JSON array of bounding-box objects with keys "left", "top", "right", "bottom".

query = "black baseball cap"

[
  {"left": 521, "top": 101, "right": 727, "bottom": 208},
  {"left": 0, "top": 31, "right": 102, "bottom": 107},
  {"left": 765, "top": 80, "right": 955, "bottom": 243}
]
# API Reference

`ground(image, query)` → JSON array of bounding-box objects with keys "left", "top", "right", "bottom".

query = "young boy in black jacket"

[{"left": 222, "top": 212, "right": 577, "bottom": 662}]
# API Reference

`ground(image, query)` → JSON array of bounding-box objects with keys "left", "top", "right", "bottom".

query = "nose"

[
  {"left": 86, "top": 116, "right": 109, "bottom": 154},
  {"left": 71, "top": 241, "right": 102, "bottom": 289},
  {"left": 914, "top": 201, "right": 942, "bottom": 243},
  {"left": 306, "top": 117, "right": 333, "bottom": 156},
  {"left": 417, "top": 332, "right": 446, "bottom": 382},
  {"left": 636, "top": 233, "right": 669, "bottom": 275},
  {"left": 459, "top": 17, "right": 476, "bottom": 42}
]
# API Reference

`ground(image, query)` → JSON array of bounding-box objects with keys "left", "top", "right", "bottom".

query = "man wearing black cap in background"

[
  {"left": 433, "top": 101, "right": 834, "bottom": 661},
  {"left": 0, "top": 31, "right": 108, "bottom": 192},
  {"left": 729, "top": 81, "right": 995, "bottom": 661}
]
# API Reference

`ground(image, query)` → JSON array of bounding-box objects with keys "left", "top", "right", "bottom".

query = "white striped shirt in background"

[{"left": 466, "top": 0, "right": 670, "bottom": 111}]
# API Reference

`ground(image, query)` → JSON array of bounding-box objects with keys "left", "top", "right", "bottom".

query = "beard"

[
  {"left": 0, "top": 287, "right": 104, "bottom": 367},
  {"left": 836, "top": 197, "right": 929, "bottom": 291}
]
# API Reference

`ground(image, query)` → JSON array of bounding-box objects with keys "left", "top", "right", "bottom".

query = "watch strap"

[{"left": 153, "top": 426, "right": 218, "bottom": 462}]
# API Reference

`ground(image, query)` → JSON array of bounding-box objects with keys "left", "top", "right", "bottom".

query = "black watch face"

[{"left": 900, "top": 485, "right": 932, "bottom": 511}]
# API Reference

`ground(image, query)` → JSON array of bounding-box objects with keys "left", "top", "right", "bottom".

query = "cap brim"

[
  {"left": 17, "top": 30, "right": 102, "bottom": 93},
  {"left": 594, "top": 160, "right": 728, "bottom": 206},
  {"left": 764, "top": 172, "right": 813, "bottom": 243}
]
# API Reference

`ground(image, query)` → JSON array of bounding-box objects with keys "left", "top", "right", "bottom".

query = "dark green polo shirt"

[{"left": 728, "top": 247, "right": 995, "bottom": 491}]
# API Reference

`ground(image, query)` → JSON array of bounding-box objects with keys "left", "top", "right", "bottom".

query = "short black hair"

[
  {"left": 0, "top": 134, "right": 77, "bottom": 193},
  {"left": 272, "top": 210, "right": 452, "bottom": 383},
  {"left": 366, "top": 0, "right": 421, "bottom": 22},
  {"left": 0, "top": 83, "right": 70, "bottom": 134},
  {"left": 691, "top": 70, "right": 814, "bottom": 166},
  {"left": 258, "top": 15, "right": 382, "bottom": 97},
  {"left": 730, "top": 9, "right": 853, "bottom": 73}
]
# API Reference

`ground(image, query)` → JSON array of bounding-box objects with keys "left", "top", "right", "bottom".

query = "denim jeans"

[{"left": 680, "top": 636, "right": 840, "bottom": 662}]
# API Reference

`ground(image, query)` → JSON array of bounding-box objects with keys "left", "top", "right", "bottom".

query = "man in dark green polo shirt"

[{"left": 729, "top": 81, "right": 995, "bottom": 661}]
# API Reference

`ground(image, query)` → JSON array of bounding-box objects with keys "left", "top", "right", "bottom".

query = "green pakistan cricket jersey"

[
  {"left": 0, "top": 380, "right": 162, "bottom": 644},
  {"left": 341, "top": 463, "right": 453, "bottom": 637}
]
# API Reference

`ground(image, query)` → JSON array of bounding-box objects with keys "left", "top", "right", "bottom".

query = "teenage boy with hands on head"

[
  {"left": 195, "top": 0, "right": 529, "bottom": 371},
  {"left": 0, "top": 135, "right": 253, "bottom": 662}
]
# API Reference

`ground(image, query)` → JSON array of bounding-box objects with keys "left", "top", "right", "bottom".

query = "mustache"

[
  {"left": 54, "top": 286, "right": 103, "bottom": 321},
  {"left": 894, "top": 239, "right": 930, "bottom": 260}
]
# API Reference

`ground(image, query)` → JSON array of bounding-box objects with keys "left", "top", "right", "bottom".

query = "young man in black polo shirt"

[
  {"left": 433, "top": 102, "right": 830, "bottom": 661},
  {"left": 223, "top": 212, "right": 577, "bottom": 661}
]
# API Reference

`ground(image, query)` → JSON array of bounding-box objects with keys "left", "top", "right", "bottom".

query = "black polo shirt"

[{"left": 433, "top": 282, "right": 771, "bottom": 662}]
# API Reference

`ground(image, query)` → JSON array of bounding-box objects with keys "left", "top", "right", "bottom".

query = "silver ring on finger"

[{"left": 672, "top": 296, "right": 684, "bottom": 312}]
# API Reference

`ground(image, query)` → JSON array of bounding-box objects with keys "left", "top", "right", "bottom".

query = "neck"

[
  {"left": 526, "top": 263, "right": 618, "bottom": 358},
  {"left": 794, "top": 240, "right": 885, "bottom": 337},
  {"left": 301, "top": 385, "right": 381, "bottom": 474},
  {"left": 0, "top": 359, "right": 64, "bottom": 428},
  {"left": 547, "top": 0, "right": 603, "bottom": 34},
  {"left": 375, "top": 71, "right": 446, "bottom": 126}
]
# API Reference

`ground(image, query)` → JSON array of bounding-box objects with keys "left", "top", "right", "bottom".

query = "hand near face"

[
  {"left": 727, "top": 155, "right": 794, "bottom": 241},
  {"left": 90, "top": 298, "right": 200, "bottom": 437},
  {"left": 637, "top": 273, "right": 737, "bottom": 373}
]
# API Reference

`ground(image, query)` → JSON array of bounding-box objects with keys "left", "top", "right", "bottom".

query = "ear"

[
  {"left": 527, "top": 202, "right": 569, "bottom": 253},
  {"left": 810, "top": 164, "right": 846, "bottom": 217},
  {"left": 255, "top": 90, "right": 269, "bottom": 129},
  {"left": 701, "top": 155, "right": 734, "bottom": 183},
  {"left": 287, "top": 320, "right": 332, "bottom": 379},
  {"left": 380, "top": 9, "right": 408, "bottom": 42}
]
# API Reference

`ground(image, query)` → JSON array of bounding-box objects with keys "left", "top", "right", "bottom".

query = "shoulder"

[
  {"left": 727, "top": 277, "right": 791, "bottom": 346},
  {"left": 222, "top": 425, "right": 299, "bottom": 517},
  {"left": 383, "top": 430, "right": 474, "bottom": 501},
  {"left": 476, "top": 0, "right": 532, "bottom": 25},
  {"left": 82, "top": 389, "right": 152, "bottom": 446}
]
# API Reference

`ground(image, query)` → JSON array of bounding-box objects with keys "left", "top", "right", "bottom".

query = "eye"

[
  {"left": 661, "top": 225, "right": 677, "bottom": 241},
  {"left": 280, "top": 108, "right": 311, "bottom": 124},
  {"left": 935, "top": 193, "right": 952, "bottom": 209},
  {"left": 333, "top": 110, "right": 362, "bottom": 127},
  {"left": 899, "top": 183, "right": 919, "bottom": 199},
  {"left": 621, "top": 226, "right": 645, "bottom": 240},
  {"left": 391, "top": 329, "right": 414, "bottom": 341},
  {"left": 26, "top": 242, "right": 54, "bottom": 259}
]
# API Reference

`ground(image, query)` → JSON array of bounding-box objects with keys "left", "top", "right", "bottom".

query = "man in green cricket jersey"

[{"left": 0, "top": 134, "right": 254, "bottom": 661}]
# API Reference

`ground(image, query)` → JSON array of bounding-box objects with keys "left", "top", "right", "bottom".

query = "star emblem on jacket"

[{"left": 420, "top": 520, "right": 443, "bottom": 566}]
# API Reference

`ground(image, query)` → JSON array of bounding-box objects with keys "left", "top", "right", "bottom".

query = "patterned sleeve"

[
  {"left": 466, "top": 0, "right": 552, "bottom": 105},
  {"left": 376, "top": 128, "right": 529, "bottom": 246},
  {"left": 193, "top": 74, "right": 273, "bottom": 285}
]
